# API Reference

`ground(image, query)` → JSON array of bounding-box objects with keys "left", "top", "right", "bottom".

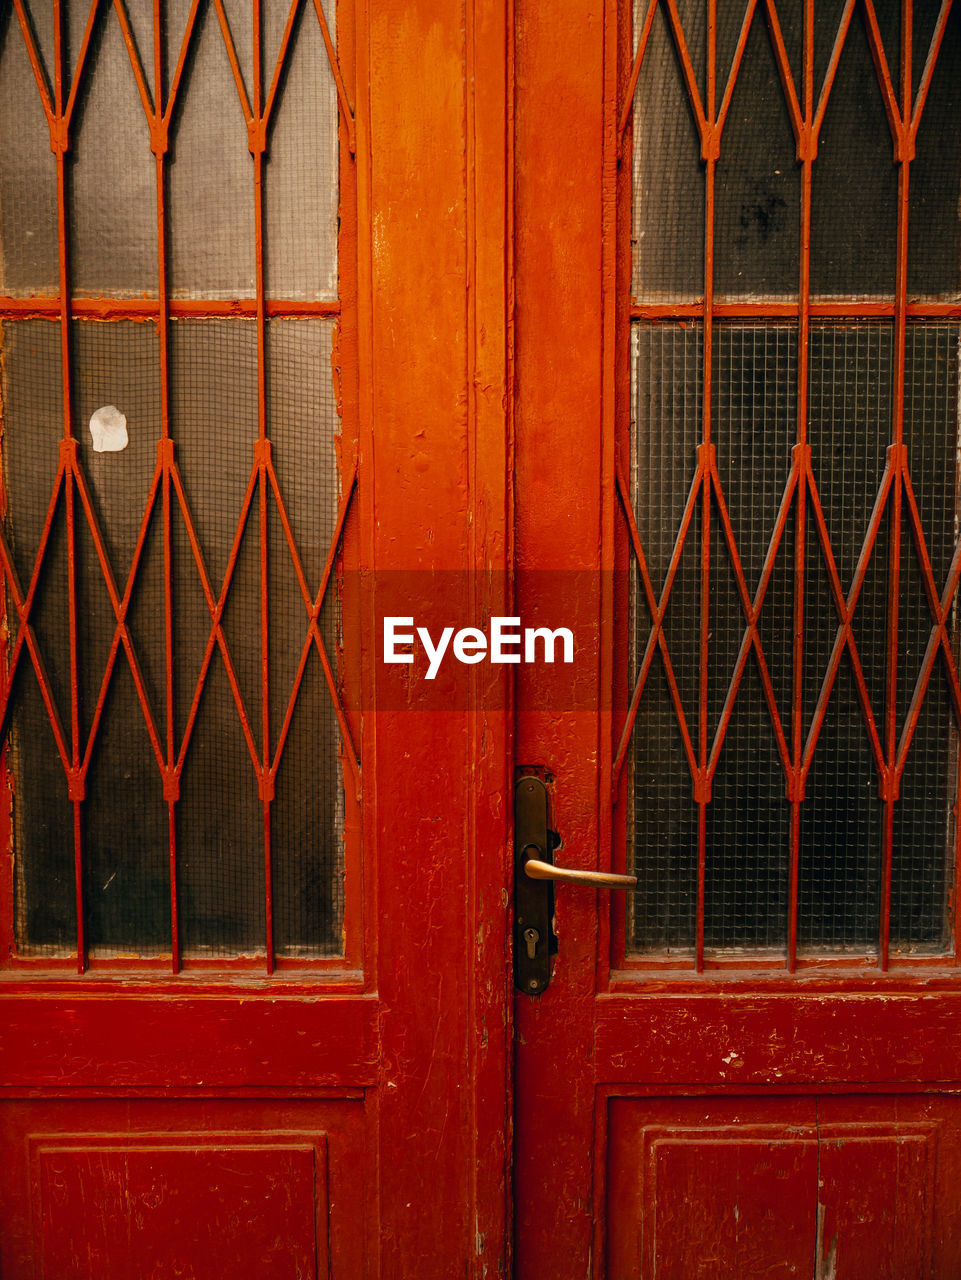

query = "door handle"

[
  {"left": 522, "top": 847, "right": 637, "bottom": 889},
  {"left": 514, "top": 776, "right": 636, "bottom": 994}
]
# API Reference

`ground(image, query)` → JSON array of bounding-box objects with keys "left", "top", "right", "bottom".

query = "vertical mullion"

[
  {"left": 252, "top": 0, "right": 274, "bottom": 973},
  {"left": 154, "top": 0, "right": 181, "bottom": 972},
  {"left": 696, "top": 0, "right": 717, "bottom": 971},
  {"left": 788, "top": 0, "right": 815, "bottom": 972},
  {"left": 53, "top": 0, "right": 85, "bottom": 972},
  {"left": 880, "top": 0, "right": 912, "bottom": 970},
  {"left": 53, "top": 0, "right": 71, "bottom": 440}
]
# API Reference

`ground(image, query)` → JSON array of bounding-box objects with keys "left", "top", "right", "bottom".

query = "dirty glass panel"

[
  {"left": 628, "top": 321, "right": 961, "bottom": 956},
  {"left": 810, "top": 6, "right": 899, "bottom": 298},
  {"left": 629, "top": 323, "right": 796, "bottom": 952},
  {"left": 69, "top": 7, "right": 158, "bottom": 296},
  {"left": 1, "top": 317, "right": 344, "bottom": 958},
  {"left": 631, "top": 0, "right": 960, "bottom": 304},
  {"left": 0, "top": 5, "right": 59, "bottom": 295},
  {"left": 713, "top": 10, "right": 800, "bottom": 299},
  {"left": 908, "top": 10, "right": 961, "bottom": 299},
  {"left": 264, "top": 0, "right": 338, "bottom": 299},
  {"left": 167, "top": 0, "right": 257, "bottom": 298},
  {"left": 630, "top": 3, "right": 704, "bottom": 302}
]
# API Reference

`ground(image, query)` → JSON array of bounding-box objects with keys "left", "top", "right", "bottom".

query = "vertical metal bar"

[
  {"left": 163, "top": 552, "right": 179, "bottom": 969},
  {"left": 260, "top": 424, "right": 273, "bottom": 973},
  {"left": 160, "top": 227, "right": 179, "bottom": 972},
  {"left": 72, "top": 799, "right": 85, "bottom": 969},
  {"left": 53, "top": 0, "right": 71, "bottom": 445},
  {"left": 153, "top": 0, "right": 181, "bottom": 973},
  {"left": 52, "top": 0, "right": 86, "bottom": 972},
  {"left": 880, "top": 0, "right": 912, "bottom": 970},
  {"left": 788, "top": 0, "right": 815, "bottom": 972},
  {"left": 251, "top": 0, "right": 274, "bottom": 972},
  {"left": 66, "top": 450, "right": 85, "bottom": 971},
  {"left": 253, "top": 0, "right": 265, "bottom": 433},
  {"left": 695, "top": 0, "right": 717, "bottom": 972}
]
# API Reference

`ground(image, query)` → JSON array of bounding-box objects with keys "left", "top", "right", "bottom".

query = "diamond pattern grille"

[
  {"left": 0, "top": 0, "right": 357, "bottom": 971},
  {"left": 619, "top": 0, "right": 961, "bottom": 968}
]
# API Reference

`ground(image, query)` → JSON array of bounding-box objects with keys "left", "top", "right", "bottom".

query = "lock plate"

[{"left": 514, "top": 775, "right": 554, "bottom": 994}]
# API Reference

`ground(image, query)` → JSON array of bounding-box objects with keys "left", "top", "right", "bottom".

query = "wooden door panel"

[
  {"left": 642, "top": 1134, "right": 818, "bottom": 1280},
  {"left": 34, "top": 1139, "right": 324, "bottom": 1279},
  {"left": 595, "top": 990, "right": 961, "bottom": 1085},
  {"left": 605, "top": 1095, "right": 956, "bottom": 1279},
  {"left": 0, "top": 0, "right": 513, "bottom": 1273},
  {"left": 817, "top": 1129, "right": 933, "bottom": 1278},
  {"left": 0, "top": 991, "right": 377, "bottom": 1088},
  {"left": 0, "top": 1098, "right": 369, "bottom": 1279},
  {"left": 512, "top": 0, "right": 961, "bottom": 1273}
]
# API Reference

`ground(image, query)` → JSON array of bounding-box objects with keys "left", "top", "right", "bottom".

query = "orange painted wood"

[
  {"left": 512, "top": 0, "right": 607, "bottom": 1272},
  {"left": 0, "top": 0, "right": 512, "bottom": 1274},
  {"left": 511, "top": 0, "right": 961, "bottom": 1275},
  {"left": 361, "top": 0, "right": 512, "bottom": 1270}
]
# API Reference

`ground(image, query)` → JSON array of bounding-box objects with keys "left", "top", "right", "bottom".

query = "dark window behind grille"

[
  {"left": 0, "top": 0, "right": 345, "bottom": 967},
  {"left": 626, "top": 0, "right": 961, "bottom": 962}
]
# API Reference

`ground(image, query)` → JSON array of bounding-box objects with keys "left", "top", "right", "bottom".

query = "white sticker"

[{"left": 89, "top": 405, "right": 128, "bottom": 453}]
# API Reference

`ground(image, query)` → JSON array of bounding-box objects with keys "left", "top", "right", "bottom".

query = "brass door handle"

[
  {"left": 522, "top": 846, "right": 637, "bottom": 889},
  {"left": 514, "top": 776, "right": 637, "bottom": 994}
]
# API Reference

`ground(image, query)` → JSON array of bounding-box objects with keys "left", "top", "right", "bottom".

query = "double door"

[{"left": 2, "top": 0, "right": 961, "bottom": 1275}]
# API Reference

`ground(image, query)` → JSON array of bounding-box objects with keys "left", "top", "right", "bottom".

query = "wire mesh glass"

[{"left": 629, "top": 320, "right": 961, "bottom": 957}]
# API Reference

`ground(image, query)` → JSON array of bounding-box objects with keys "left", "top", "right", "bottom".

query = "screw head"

[{"left": 528, "top": 979, "right": 538, "bottom": 991}]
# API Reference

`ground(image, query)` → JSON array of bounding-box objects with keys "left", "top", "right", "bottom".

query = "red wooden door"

[
  {"left": 6, "top": 0, "right": 961, "bottom": 1275},
  {"left": 0, "top": 0, "right": 512, "bottom": 1275},
  {"left": 513, "top": 0, "right": 961, "bottom": 1276}
]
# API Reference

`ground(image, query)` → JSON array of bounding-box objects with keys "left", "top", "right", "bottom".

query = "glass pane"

[
  {"left": 69, "top": 6, "right": 158, "bottom": 296},
  {"left": 713, "top": 12, "right": 800, "bottom": 298},
  {"left": 908, "top": 10, "right": 961, "bottom": 299},
  {"left": 630, "top": 322, "right": 797, "bottom": 952},
  {"left": 264, "top": 2, "right": 338, "bottom": 299},
  {"left": 810, "top": 7, "right": 899, "bottom": 298},
  {"left": 0, "top": 0, "right": 339, "bottom": 301},
  {"left": 0, "top": 5, "right": 59, "bottom": 295},
  {"left": 797, "top": 323, "right": 892, "bottom": 950},
  {"left": 167, "top": 1, "right": 257, "bottom": 298},
  {"left": 629, "top": 323, "right": 702, "bottom": 950},
  {"left": 628, "top": 320, "right": 961, "bottom": 956},
  {"left": 1, "top": 316, "right": 344, "bottom": 959},
  {"left": 629, "top": 0, "right": 961, "bottom": 302},
  {"left": 631, "top": 3, "right": 704, "bottom": 301}
]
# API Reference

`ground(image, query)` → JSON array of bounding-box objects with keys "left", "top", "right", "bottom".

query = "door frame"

[{"left": 358, "top": 0, "right": 514, "bottom": 1268}]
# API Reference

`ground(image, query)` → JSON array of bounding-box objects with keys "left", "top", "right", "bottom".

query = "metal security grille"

[
  {"left": 618, "top": 0, "right": 961, "bottom": 969},
  {"left": 0, "top": 0, "right": 357, "bottom": 972}
]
